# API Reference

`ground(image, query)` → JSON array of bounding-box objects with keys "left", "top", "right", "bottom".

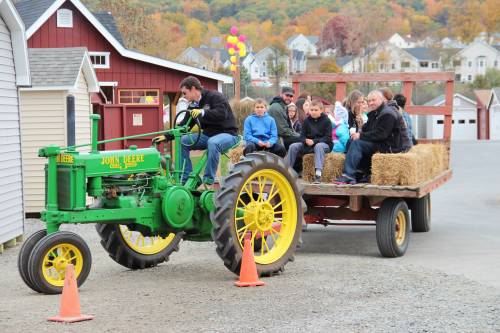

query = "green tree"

[
  {"left": 266, "top": 42, "right": 287, "bottom": 94},
  {"left": 472, "top": 69, "right": 500, "bottom": 89}
]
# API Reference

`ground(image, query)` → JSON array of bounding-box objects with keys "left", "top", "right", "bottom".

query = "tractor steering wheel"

[{"left": 174, "top": 109, "right": 202, "bottom": 148}]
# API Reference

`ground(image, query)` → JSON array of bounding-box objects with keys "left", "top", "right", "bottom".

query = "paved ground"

[{"left": 0, "top": 141, "right": 499, "bottom": 332}]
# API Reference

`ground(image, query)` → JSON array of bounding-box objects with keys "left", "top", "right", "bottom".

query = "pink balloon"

[
  {"left": 230, "top": 26, "right": 238, "bottom": 35},
  {"left": 226, "top": 42, "right": 234, "bottom": 49},
  {"left": 238, "top": 35, "right": 247, "bottom": 42}
]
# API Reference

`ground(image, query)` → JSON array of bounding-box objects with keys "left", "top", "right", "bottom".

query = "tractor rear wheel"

[
  {"left": 211, "top": 152, "right": 302, "bottom": 276},
  {"left": 96, "top": 224, "right": 182, "bottom": 270}
]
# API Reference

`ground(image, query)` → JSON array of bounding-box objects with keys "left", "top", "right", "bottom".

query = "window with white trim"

[
  {"left": 89, "top": 52, "right": 110, "bottom": 69},
  {"left": 57, "top": 9, "right": 73, "bottom": 28}
]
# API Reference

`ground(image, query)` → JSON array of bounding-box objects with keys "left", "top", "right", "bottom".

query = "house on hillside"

[
  {"left": 289, "top": 50, "right": 306, "bottom": 74},
  {"left": 0, "top": 0, "right": 30, "bottom": 251},
  {"left": 19, "top": 48, "right": 99, "bottom": 212},
  {"left": 286, "top": 34, "right": 318, "bottom": 56},
  {"left": 487, "top": 88, "right": 500, "bottom": 140},
  {"left": 451, "top": 40, "right": 500, "bottom": 83},
  {"left": 14, "top": 0, "right": 232, "bottom": 148},
  {"left": 388, "top": 33, "right": 416, "bottom": 49},
  {"left": 403, "top": 48, "right": 442, "bottom": 72},
  {"left": 246, "top": 47, "right": 289, "bottom": 83},
  {"left": 441, "top": 37, "right": 465, "bottom": 49},
  {"left": 177, "top": 46, "right": 229, "bottom": 71},
  {"left": 421, "top": 93, "right": 478, "bottom": 141}
]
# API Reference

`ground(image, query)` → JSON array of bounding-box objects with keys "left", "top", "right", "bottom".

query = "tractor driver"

[{"left": 178, "top": 76, "right": 239, "bottom": 186}]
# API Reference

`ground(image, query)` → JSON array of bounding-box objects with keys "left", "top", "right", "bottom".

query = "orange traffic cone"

[
  {"left": 47, "top": 264, "right": 94, "bottom": 323},
  {"left": 234, "top": 233, "right": 265, "bottom": 287}
]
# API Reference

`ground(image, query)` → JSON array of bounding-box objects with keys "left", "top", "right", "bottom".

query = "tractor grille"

[{"left": 45, "top": 164, "right": 86, "bottom": 211}]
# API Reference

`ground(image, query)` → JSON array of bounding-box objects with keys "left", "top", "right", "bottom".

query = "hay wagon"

[{"left": 292, "top": 72, "right": 454, "bottom": 257}]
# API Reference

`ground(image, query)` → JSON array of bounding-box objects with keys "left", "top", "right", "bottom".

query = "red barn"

[{"left": 15, "top": 0, "right": 232, "bottom": 148}]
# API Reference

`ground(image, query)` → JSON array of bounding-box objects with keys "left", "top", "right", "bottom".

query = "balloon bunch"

[{"left": 225, "top": 26, "right": 247, "bottom": 73}]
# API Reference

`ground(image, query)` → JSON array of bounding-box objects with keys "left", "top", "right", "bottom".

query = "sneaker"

[
  {"left": 334, "top": 175, "right": 357, "bottom": 185},
  {"left": 357, "top": 174, "right": 370, "bottom": 183},
  {"left": 313, "top": 175, "right": 321, "bottom": 184}
]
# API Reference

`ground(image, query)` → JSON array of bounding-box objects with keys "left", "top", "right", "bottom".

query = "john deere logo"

[
  {"left": 177, "top": 198, "right": 185, "bottom": 216},
  {"left": 56, "top": 154, "right": 74, "bottom": 164},
  {"left": 101, "top": 154, "right": 145, "bottom": 170}
]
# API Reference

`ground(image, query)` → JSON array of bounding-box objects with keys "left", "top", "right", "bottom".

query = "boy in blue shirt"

[{"left": 243, "top": 98, "right": 286, "bottom": 158}]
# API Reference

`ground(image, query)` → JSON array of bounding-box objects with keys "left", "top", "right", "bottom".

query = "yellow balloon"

[
  {"left": 229, "top": 36, "right": 238, "bottom": 44},
  {"left": 236, "top": 42, "right": 245, "bottom": 50},
  {"left": 230, "top": 55, "right": 237, "bottom": 63},
  {"left": 228, "top": 48, "right": 235, "bottom": 55},
  {"left": 230, "top": 64, "right": 237, "bottom": 72},
  {"left": 238, "top": 43, "right": 247, "bottom": 57},
  {"left": 226, "top": 35, "right": 232, "bottom": 43}
]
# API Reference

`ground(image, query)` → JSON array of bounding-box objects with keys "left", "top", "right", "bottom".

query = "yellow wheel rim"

[
  {"left": 234, "top": 169, "right": 297, "bottom": 265},
  {"left": 41, "top": 243, "right": 83, "bottom": 287},
  {"left": 395, "top": 211, "right": 406, "bottom": 246},
  {"left": 119, "top": 225, "right": 176, "bottom": 255}
]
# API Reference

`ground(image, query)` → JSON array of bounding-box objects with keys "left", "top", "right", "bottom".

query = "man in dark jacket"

[
  {"left": 267, "top": 86, "right": 301, "bottom": 149},
  {"left": 179, "top": 76, "right": 238, "bottom": 185},
  {"left": 285, "top": 100, "right": 332, "bottom": 183},
  {"left": 336, "top": 90, "right": 410, "bottom": 184}
]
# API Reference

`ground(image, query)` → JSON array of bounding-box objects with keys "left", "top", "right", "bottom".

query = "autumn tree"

[
  {"left": 480, "top": 0, "right": 500, "bottom": 38},
  {"left": 319, "top": 58, "right": 341, "bottom": 73},
  {"left": 448, "top": 1, "right": 484, "bottom": 43},
  {"left": 319, "top": 15, "right": 360, "bottom": 57},
  {"left": 98, "top": 0, "right": 154, "bottom": 50}
]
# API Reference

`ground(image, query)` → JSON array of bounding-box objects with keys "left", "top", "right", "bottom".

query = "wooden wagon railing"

[{"left": 292, "top": 72, "right": 455, "bottom": 144}]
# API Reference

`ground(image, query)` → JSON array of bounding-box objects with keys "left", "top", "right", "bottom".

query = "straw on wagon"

[
  {"left": 371, "top": 144, "right": 449, "bottom": 186},
  {"left": 303, "top": 153, "right": 345, "bottom": 183}
]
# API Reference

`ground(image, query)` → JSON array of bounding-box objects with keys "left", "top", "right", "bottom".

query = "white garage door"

[{"left": 0, "top": 16, "right": 24, "bottom": 244}]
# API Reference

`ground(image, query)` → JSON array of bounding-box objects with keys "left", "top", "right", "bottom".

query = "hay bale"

[
  {"left": 371, "top": 143, "right": 449, "bottom": 186},
  {"left": 372, "top": 153, "right": 407, "bottom": 185},
  {"left": 303, "top": 153, "right": 345, "bottom": 183},
  {"left": 227, "top": 145, "right": 244, "bottom": 165}
]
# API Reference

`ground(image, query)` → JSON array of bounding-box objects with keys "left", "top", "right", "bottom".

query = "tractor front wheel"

[
  {"left": 18, "top": 229, "right": 47, "bottom": 293},
  {"left": 27, "top": 231, "right": 92, "bottom": 294},
  {"left": 211, "top": 152, "right": 302, "bottom": 276},
  {"left": 96, "top": 224, "right": 182, "bottom": 270}
]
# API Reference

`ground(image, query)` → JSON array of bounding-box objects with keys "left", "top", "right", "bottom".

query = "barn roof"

[
  {"left": 14, "top": 0, "right": 232, "bottom": 83},
  {"left": 26, "top": 47, "right": 99, "bottom": 92}
]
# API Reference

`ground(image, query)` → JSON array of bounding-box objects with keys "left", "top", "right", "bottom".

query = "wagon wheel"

[
  {"left": 174, "top": 110, "right": 202, "bottom": 147},
  {"left": 18, "top": 229, "right": 46, "bottom": 293},
  {"left": 211, "top": 152, "right": 302, "bottom": 276},
  {"left": 96, "top": 224, "right": 183, "bottom": 270},
  {"left": 27, "top": 231, "right": 92, "bottom": 294},
  {"left": 410, "top": 194, "right": 431, "bottom": 232},
  {"left": 376, "top": 198, "right": 410, "bottom": 258}
]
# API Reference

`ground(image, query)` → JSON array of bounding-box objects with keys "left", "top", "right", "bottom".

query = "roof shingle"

[{"left": 28, "top": 47, "right": 87, "bottom": 87}]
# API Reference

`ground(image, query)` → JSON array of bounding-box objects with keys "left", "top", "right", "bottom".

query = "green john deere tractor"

[{"left": 19, "top": 111, "right": 303, "bottom": 294}]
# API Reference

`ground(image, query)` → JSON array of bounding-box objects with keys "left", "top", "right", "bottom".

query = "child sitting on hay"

[
  {"left": 285, "top": 100, "right": 333, "bottom": 183},
  {"left": 330, "top": 101, "right": 350, "bottom": 153},
  {"left": 243, "top": 98, "right": 286, "bottom": 158}
]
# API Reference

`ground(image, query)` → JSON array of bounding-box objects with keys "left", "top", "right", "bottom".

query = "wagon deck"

[{"left": 301, "top": 169, "right": 452, "bottom": 199}]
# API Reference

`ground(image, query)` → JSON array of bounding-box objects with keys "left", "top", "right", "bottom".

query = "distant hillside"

[{"left": 80, "top": 0, "right": 498, "bottom": 61}]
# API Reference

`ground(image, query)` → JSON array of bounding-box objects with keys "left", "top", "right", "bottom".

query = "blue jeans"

[
  {"left": 343, "top": 139, "right": 377, "bottom": 178},
  {"left": 181, "top": 132, "right": 238, "bottom": 183}
]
